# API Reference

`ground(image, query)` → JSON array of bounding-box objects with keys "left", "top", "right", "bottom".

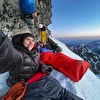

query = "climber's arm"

[{"left": 0, "top": 30, "right": 20, "bottom": 73}]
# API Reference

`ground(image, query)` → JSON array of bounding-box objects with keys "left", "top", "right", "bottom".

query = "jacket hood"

[
  {"left": 12, "top": 33, "right": 34, "bottom": 53},
  {"left": 12, "top": 33, "right": 34, "bottom": 46}
]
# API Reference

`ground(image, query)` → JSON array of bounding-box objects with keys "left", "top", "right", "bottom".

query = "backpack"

[
  {"left": 2, "top": 81, "right": 26, "bottom": 100},
  {"left": 19, "top": 0, "right": 36, "bottom": 14},
  {"left": 2, "top": 72, "right": 46, "bottom": 100}
]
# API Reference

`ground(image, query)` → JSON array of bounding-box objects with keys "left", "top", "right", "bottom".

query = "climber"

[
  {"left": 19, "top": 0, "right": 37, "bottom": 29},
  {"left": 38, "top": 24, "right": 47, "bottom": 45},
  {"left": 0, "top": 30, "right": 83, "bottom": 100},
  {"left": 19, "top": 0, "right": 36, "bottom": 15}
]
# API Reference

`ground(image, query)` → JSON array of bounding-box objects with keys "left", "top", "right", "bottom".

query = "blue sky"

[{"left": 48, "top": 0, "right": 100, "bottom": 38}]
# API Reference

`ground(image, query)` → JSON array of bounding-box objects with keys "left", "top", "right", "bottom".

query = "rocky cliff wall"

[{"left": 0, "top": 0, "right": 52, "bottom": 40}]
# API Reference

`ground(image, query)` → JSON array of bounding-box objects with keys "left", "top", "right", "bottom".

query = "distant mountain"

[
  {"left": 57, "top": 38, "right": 100, "bottom": 48},
  {"left": 58, "top": 39, "right": 100, "bottom": 75},
  {"left": 71, "top": 44, "right": 100, "bottom": 75},
  {"left": 86, "top": 40, "right": 100, "bottom": 55}
]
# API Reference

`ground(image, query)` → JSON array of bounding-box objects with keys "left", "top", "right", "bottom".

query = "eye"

[
  {"left": 31, "top": 39, "right": 34, "bottom": 42},
  {"left": 25, "top": 38, "right": 30, "bottom": 41},
  {"left": 27, "top": 38, "right": 30, "bottom": 40},
  {"left": 25, "top": 37, "right": 34, "bottom": 42}
]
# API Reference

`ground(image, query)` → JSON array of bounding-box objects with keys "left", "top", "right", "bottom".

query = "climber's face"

[{"left": 23, "top": 37, "right": 35, "bottom": 51}]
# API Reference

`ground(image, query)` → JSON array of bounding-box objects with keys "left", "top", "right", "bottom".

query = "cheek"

[
  {"left": 23, "top": 41, "right": 29, "bottom": 47},
  {"left": 31, "top": 42, "right": 35, "bottom": 46},
  {"left": 29, "top": 43, "right": 35, "bottom": 48}
]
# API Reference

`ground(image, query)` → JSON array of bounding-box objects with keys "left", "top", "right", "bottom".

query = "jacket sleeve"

[{"left": 0, "top": 36, "right": 21, "bottom": 73}]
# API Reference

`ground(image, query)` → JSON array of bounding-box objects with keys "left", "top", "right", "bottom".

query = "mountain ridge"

[{"left": 0, "top": 0, "right": 100, "bottom": 100}]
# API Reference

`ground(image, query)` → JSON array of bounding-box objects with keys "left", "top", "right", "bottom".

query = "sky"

[
  {"left": 1, "top": 38, "right": 100, "bottom": 99},
  {"left": 48, "top": 0, "right": 100, "bottom": 38}
]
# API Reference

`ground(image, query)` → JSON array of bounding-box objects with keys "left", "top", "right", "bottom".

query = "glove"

[
  {"left": 0, "top": 30, "right": 5, "bottom": 44},
  {"left": 39, "top": 62, "right": 53, "bottom": 76},
  {"left": 41, "top": 66, "right": 53, "bottom": 76}
]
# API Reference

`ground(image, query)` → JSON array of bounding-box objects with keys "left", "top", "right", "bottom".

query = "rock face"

[
  {"left": 0, "top": 0, "right": 52, "bottom": 40},
  {"left": 0, "top": 0, "right": 52, "bottom": 97}
]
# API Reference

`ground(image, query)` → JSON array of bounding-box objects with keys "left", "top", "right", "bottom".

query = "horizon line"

[{"left": 54, "top": 35, "right": 100, "bottom": 39}]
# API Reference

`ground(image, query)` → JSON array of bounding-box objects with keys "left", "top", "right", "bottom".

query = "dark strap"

[{"left": 0, "top": 30, "right": 5, "bottom": 44}]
